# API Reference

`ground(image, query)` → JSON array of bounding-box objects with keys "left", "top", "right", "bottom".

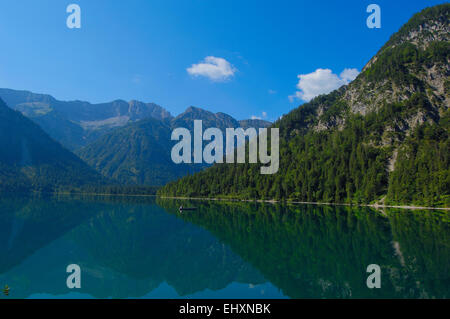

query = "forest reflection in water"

[{"left": 0, "top": 194, "right": 448, "bottom": 299}]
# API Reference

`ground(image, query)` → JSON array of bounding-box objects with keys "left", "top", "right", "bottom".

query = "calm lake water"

[{"left": 0, "top": 194, "right": 448, "bottom": 299}]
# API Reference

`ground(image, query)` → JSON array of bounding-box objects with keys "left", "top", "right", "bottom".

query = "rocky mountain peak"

[
  {"left": 336, "top": 4, "right": 449, "bottom": 126},
  {"left": 364, "top": 4, "right": 449, "bottom": 72}
]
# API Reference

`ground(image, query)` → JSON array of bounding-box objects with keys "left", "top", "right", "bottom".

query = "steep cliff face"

[{"left": 315, "top": 4, "right": 449, "bottom": 131}]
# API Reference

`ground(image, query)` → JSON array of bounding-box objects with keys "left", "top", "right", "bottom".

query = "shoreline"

[
  {"left": 4, "top": 191, "right": 448, "bottom": 211},
  {"left": 159, "top": 196, "right": 450, "bottom": 211}
]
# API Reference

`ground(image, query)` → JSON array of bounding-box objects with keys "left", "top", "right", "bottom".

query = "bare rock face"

[
  {"left": 363, "top": 6, "right": 450, "bottom": 72},
  {"left": 387, "top": 17, "right": 449, "bottom": 50},
  {"left": 313, "top": 5, "right": 449, "bottom": 138}
]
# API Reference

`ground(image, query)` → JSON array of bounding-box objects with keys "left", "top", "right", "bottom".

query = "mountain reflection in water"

[{"left": 0, "top": 194, "right": 448, "bottom": 299}]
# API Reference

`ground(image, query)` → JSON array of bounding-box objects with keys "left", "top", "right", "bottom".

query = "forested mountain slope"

[
  {"left": 77, "top": 107, "right": 271, "bottom": 186},
  {"left": 159, "top": 4, "right": 450, "bottom": 207},
  {"left": 0, "top": 98, "right": 104, "bottom": 192},
  {"left": 76, "top": 117, "right": 199, "bottom": 186}
]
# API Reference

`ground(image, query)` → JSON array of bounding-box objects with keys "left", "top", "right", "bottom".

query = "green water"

[{"left": 0, "top": 194, "right": 448, "bottom": 299}]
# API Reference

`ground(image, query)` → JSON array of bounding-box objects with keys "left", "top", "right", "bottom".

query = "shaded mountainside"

[
  {"left": 77, "top": 106, "right": 271, "bottom": 186},
  {"left": 0, "top": 98, "right": 105, "bottom": 192},
  {"left": 0, "top": 88, "right": 172, "bottom": 150},
  {"left": 76, "top": 117, "right": 202, "bottom": 186},
  {"left": 159, "top": 4, "right": 450, "bottom": 207}
]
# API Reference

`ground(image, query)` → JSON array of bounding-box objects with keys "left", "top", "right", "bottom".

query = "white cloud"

[
  {"left": 340, "top": 68, "right": 360, "bottom": 83},
  {"left": 187, "top": 56, "right": 237, "bottom": 81},
  {"left": 268, "top": 89, "right": 277, "bottom": 94},
  {"left": 251, "top": 111, "right": 268, "bottom": 120},
  {"left": 289, "top": 68, "right": 359, "bottom": 102}
]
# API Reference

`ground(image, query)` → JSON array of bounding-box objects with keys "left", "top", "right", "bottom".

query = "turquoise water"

[{"left": 0, "top": 194, "right": 448, "bottom": 299}]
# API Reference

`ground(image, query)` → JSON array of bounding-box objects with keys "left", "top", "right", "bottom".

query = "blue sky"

[{"left": 0, "top": 0, "right": 445, "bottom": 121}]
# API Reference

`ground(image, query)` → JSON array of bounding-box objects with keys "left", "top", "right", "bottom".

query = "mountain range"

[
  {"left": 0, "top": 89, "right": 271, "bottom": 187},
  {"left": 158, "top": 4, "right": 450, "bottom": 207},
  {"left": 76, "top": 106, "right": 271, "bottom": 185},
  {"left": 0, "top": 88, "right": 172, "bottom": 151}
]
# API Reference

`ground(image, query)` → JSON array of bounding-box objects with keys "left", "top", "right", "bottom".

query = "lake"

[{"left": 0, "top": 194, "right": 448, "bottom": 299}]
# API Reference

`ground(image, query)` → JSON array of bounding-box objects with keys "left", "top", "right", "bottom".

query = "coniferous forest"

[{"left": 158, "top": 5, "right": 450, "bottom": 207}]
